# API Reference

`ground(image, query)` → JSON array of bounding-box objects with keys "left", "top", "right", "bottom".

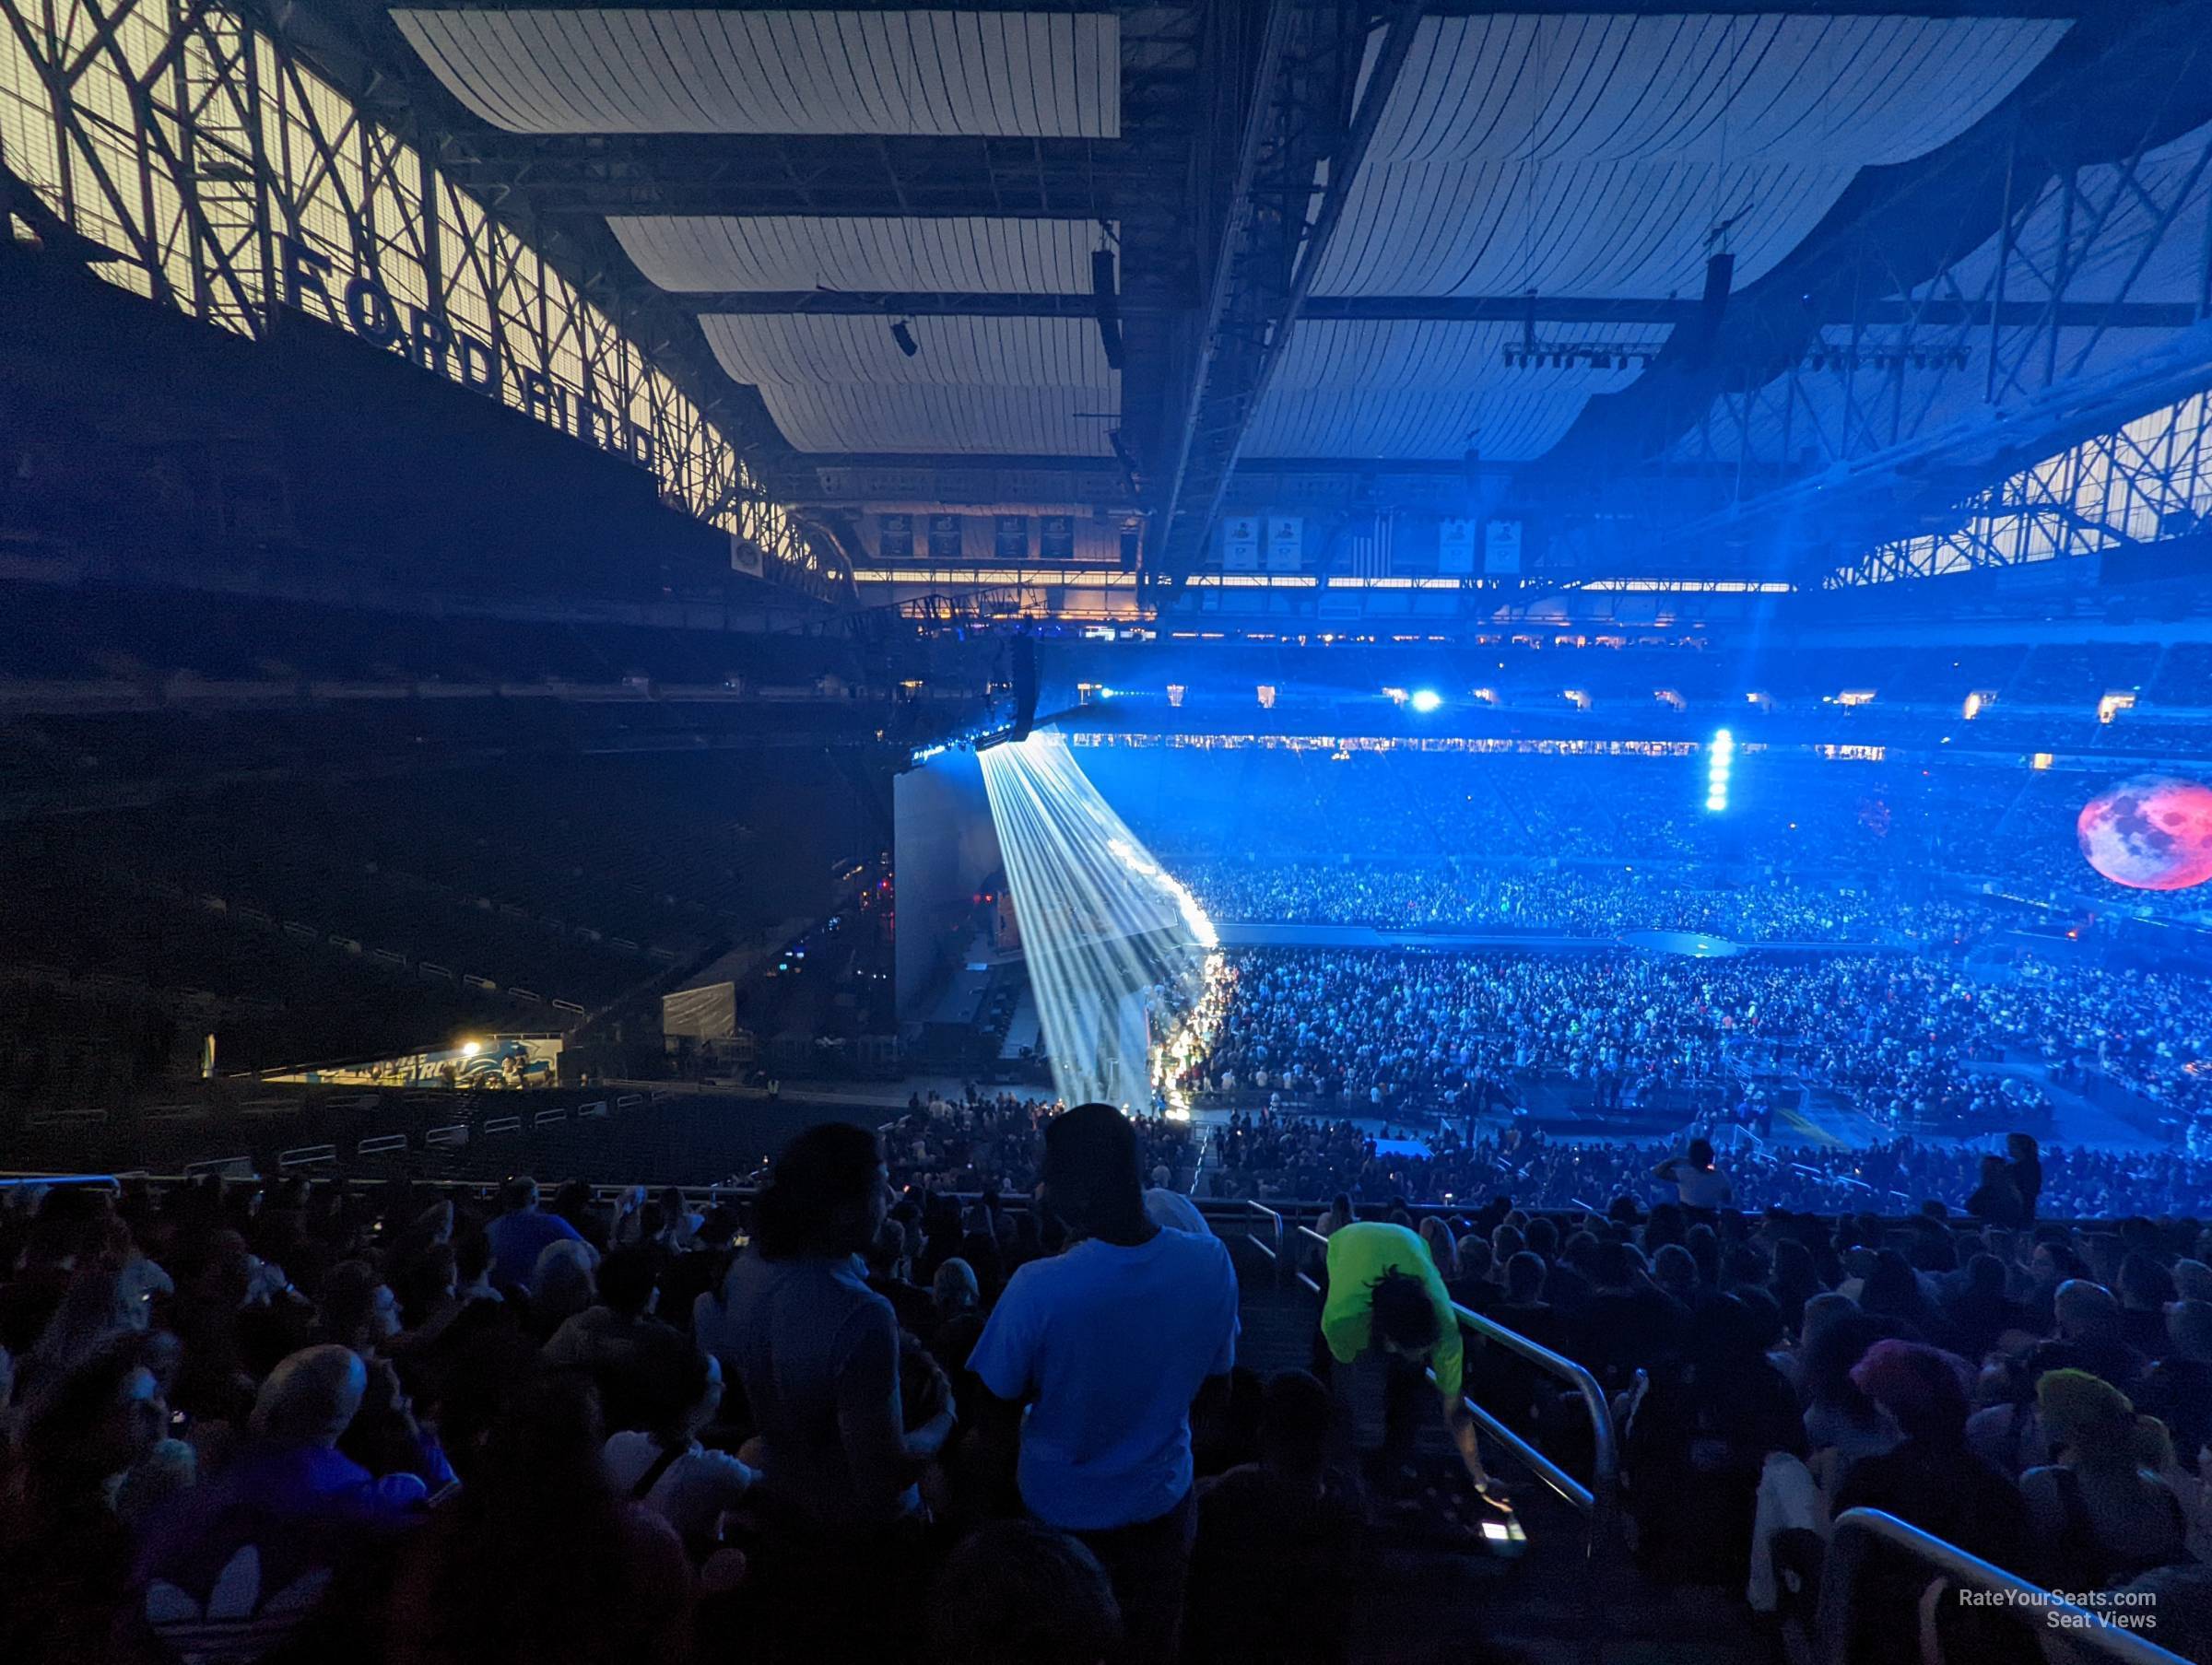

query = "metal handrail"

[
  {"left": 1292, "top": 1225, "right": 1618, "bottom": 1541},
  {"left": 1818, "top": 1508, "right": 2190, "bottom": 1665},
  {"left": 1242, "top": 1199, "right": 1285, "bottom": 1276}
]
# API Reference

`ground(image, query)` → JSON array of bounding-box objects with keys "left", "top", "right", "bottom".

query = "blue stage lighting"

[
  {"left": 1409, "top": 688, "right": 1443, "bottom": 713},
  {"left": 1705, "top": 728, "right": 1734, "bottom": 813}
]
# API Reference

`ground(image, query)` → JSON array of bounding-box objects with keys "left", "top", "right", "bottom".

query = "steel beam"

[
  {"left": 673, "top": 289, "right": 2205, "bottom": 329},
  {"left": 1149, "top": 0, "right": 1427, "bottom": 583}
]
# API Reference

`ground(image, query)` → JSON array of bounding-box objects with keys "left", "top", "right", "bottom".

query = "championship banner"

[
  {"left": 1438, "top": 517, "right": 1477, "bottom": 574},
  {"left": 1484, "top": 519, "right": 1524, "bottom": 574},
  {"left": 1221, "top": 516, "right": 1260, "bottom": 570}
]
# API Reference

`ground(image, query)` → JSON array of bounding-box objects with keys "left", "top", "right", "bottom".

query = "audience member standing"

[
  {"left": 2005, "top": 1132, "right": 2044, "bottom": 1225},
  {"left": 708, "top": 1124, "right": 953, "bottom": 1534},
  {"left": 969, "top": 1103, "right": 1241, "bottom": 1665},
  {"left": 483, "top": 1178, "right": 585, "bottom": 1295},
  {"left": 708, "top": 1123, "right": 956, "bottom": 1656},
  {"left": 1652, "top": 1138, "right": 1733, "bottom": 1211}
]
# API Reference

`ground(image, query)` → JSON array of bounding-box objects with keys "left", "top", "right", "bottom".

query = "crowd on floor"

[
  {"left": 1172, "top": 947, "right": 2062, "bottom": 1137},
  {"left": 1171, "top": 860, "right": 1984, "bottom": 944},
  {"left": 880, "top": 1091, "right": 1200, "bottom": 1200}
]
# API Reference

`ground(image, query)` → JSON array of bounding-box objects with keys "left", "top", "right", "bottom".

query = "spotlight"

[
  {"left": 1705, "top": 727, "right": 1734, "bottom": 813},
  {"left": 1409, "top": 688, "right": 1443, "bottom": 713},
  {"left": 889, "top": 318, "right": 919, "bottom": 358}
]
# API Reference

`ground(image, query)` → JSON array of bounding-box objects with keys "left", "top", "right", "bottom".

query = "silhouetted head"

[
  {"left": 1370, "top": 1267, "right": 1440, "bottom": 1360},
  {"left": 928, "top": 1521, "right": 1122, "bottom": 1665},
  {"left": 756, "top": 1122, "right": 888, "bottom": 1260},
  {"left": 1041, "top": 1104, "right": 1147, "bottom": 1241}
]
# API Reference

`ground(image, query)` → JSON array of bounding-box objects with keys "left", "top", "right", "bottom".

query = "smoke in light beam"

[{"left": 978, "top": 732, "right": 1216, "bottom": 1113}]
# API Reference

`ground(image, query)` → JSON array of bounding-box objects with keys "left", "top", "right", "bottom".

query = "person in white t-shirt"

[
  {"left": 970, "top": 1103, "right": 1240, "bottom": 1665},
  {"left": 1652, "top": 1137, "right": 1734, "bottom": 1210},
  {"left": 601, "top": 1337, "right": 756, "bottom": 1558}
]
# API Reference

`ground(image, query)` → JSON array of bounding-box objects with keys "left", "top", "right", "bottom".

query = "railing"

[
  {"left": 1818, "top": 1508, "right": 2190, "bottom": 1665},
  {"left": 1241, "top": 1199, "right": 1284, "bottom": 1271},
  {"left": 1292, "top": 1225, "right": 1618, "bottom": 1552}
]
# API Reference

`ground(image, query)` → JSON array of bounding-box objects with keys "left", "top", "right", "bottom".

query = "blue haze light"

[{"left": 1409, "top": 688, "right": 1443, "bottom": 713}]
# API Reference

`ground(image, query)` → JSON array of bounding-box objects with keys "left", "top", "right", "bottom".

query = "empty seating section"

[
  {"left": 0, "top": 875, "right": 512, "bottom": 1081},
  {"left": 0, "top": 750, "right": 863, "bottom": 1085},
  {"left": 0, "top": 583, "right": 855, "bottom": 688}
]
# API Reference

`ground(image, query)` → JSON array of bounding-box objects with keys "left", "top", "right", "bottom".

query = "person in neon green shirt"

[{"left": 1320, "top": 1220, "right": 1493, "bottom": 1492}]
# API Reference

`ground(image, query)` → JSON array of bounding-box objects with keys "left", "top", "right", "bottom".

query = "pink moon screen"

[{"left": 2077, "top": 775, "right": 2212, "bottom": 892}]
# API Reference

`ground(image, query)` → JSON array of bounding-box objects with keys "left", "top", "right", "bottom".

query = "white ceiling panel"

[
  {"left": 391, "top": 8, "right": 1120, "bottom": 136},
  {"left": 1365, "top": 14, "right": 2066, "bottom": 168},
  {"left": 1314, "top": 158, "right": 1850, "bottom": 298},
  {"left": 700, "top": 313, "right": 1115, "bottom": 386},
  {"left": 1322, "top": 13, "right": 2065, "bottom": 302},
  {"left": 701, "top": 313, "right": 1117, "bottom": 454},
  {"left": 754, "top": 383, "right": 1118, "bottom": 454},
  {"left": 611, "top": 215, "right": 1107, "bottom": 293}
]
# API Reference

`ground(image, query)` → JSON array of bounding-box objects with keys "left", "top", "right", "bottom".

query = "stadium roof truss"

[
  {"left": 0, "top": 0, "right": 853, "bottom": 602},
  {"left": 13, "top": 0, "right": 2212, "bottom": 608},
  {"left": 1641, "top": 111, "right": 2212, "bottom": 588}
]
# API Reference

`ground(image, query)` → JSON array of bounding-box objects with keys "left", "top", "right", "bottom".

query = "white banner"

[
  {"left": 1265, "top": 514, "right": 1303, "bottom": 572},
  {"left": 1437, "top": 517, "right": 1477, "bottom": 574},
  {"left": 1221, "top": 515, "right": 1260, "bottom": 570},
  {"left": 1484, "top": 519, "right": 1524, "bottom": 575}
]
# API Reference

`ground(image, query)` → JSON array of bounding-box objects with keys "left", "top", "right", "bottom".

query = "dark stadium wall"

[
  {"left": 0, "top": 251, "right": 739, "bottom": 602},
  {"left": 893, "top": 749, "right": 1002, "bottom": 1022}
]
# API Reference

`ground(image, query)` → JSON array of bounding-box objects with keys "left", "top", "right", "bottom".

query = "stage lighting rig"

[{"left": 1705, "top": 728, "right": 1734, "bottom": 813}]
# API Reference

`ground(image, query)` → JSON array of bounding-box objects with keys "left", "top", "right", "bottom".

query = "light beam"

[{"left": 979, "top": 732, "right": 1216, "bottom": 1114}]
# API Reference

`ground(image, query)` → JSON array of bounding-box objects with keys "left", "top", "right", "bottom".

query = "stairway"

[{"left": 1219, "top": 1234, "right": 1773, "bottom": 1665}]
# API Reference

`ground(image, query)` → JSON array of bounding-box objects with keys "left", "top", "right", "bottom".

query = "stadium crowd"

[
  {"left": 1172, "top": 948, "right": 2056, "bottom": 1134},
  {"left": 7, "top": 1106, "right": 2212, "bottom": 1663},
  {"left": 1320, "top": 1149, "right": 2212, "bottom": 1655},
  {"left": 1203, "top": 1114, "right": 2212, "bottom": 1220},
  {"left": 1170, "top": 945, "right": 2212, "bottom": 1143},
  {"left": 1172, "top": 859, "right": 1983, "bottom": 942},
  {"left": 1102, "top": 747, "right": 2212, "bottom": 924},
  {"left": 0, "top": 1116, "right": 1265, "bottom": 1665},
  {"left": 882, "top": 1090, "right": 1200, "bottom": 1199}
]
